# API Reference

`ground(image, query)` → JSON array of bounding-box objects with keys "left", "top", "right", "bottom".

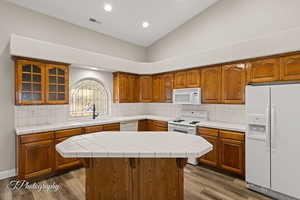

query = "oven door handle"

[{"left": 173, "top": 129, "right": 188, "bottom": 134}]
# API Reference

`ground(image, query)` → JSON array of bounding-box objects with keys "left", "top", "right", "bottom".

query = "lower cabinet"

[
  {"left": 139, "top": 120, "right": 168, "bottom": 131},
  {"left": 17, "top": 132, "right": 55, "bottom": 180},
  {"left": 197, "top": 127, "right": 245, "bottom": 176},
  {"left": 55, "top": 128, "right": 83, "bottom": 171},
  {"left": 103, "top": 123, "right": 120, "bottom": 131}
]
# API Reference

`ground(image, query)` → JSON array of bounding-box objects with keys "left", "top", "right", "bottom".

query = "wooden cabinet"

[
  {"left": 85, "top": 125, "right": 104, "bottom": 134},
  {"left": 15, "top": 60, "right": 46, "bottom": 105},
  {"left": 280, "top": 54, "right": 300, "bottom": 81},
  {"left": 103, "top": 123, "right": 120, "bottom": 131},
  {"left": 186, "top": 69, "right": 201, "bottom": 88},
  {"left": 197, "top": 127, "right": 245, "bottom": 176},
  {"left": 139, "top": 76, "right": 153, "bottom": 102},
  {"left": 17, "top": 132, "right": 54, "bottom": 180},
  {"left": 247, "top": 58, "right": 280, "bottom": 83},
  {"left": 138, "top": 120, "right": 148, "bottom": 131},
  {"left": 45, "top": 64, "right": 69, "bottom": 104},
  {"left": 113, "top": 72, "right": 139, "bottom": 103},
  {"left": 221, "top": 64, "right": 246, "bottom": 104},
  {"left": 197, "top": 128, "right": 219, "bottom": 167},
  {"left": 161, "top": 73, "right": 174, "bottom": 102},
  {"left": 174, "top": 71, "right": 187, "bottom": 89},
  {"left": 201, "top": 66, "right": 222, "bottom": 104},
  {"left": 138, "top": 120, "right": 168, "bottom": 131},
  {"left": 152, "top": 75, "right": 162, "bottom": 102},
  {"left": 147, "top": 120, "right": 168, "bottom": 131},
  {"left": 54, "top": 128, "right": 82, "bottom": 171},
  {"left": 174, "top": 69, "right": 200, "bottom": 89},
  {"left": 152, "top": 73, "right": 174, "bottom": 103},
  {"left": 15, "top": 59, "right": 69, "bottom": 105},
  {"left": 219, "top": 130, "right": 245, "bottom": 176}
]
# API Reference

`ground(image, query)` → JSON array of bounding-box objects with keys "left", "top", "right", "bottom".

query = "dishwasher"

[{"left": 120, "top": 121, "right": 138, "bottom": 131}]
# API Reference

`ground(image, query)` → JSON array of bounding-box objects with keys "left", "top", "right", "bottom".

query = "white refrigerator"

[{"left": 246, "top": 84, "right": 300, "bottom": 200}]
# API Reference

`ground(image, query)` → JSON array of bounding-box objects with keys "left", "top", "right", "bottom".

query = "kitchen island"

[{"left": 56, "top": 132, "right": 212, "bottom": 200}]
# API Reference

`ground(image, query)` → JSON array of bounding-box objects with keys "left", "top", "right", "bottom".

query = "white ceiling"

[{"left": 6, "top": 0, "right": 219, "bottom": 47}]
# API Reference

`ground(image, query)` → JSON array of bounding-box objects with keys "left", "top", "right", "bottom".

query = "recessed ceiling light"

[
  {"left": 104, "top": 4, "right": 112, "bottom": 12},
  {"left": 142, "top": 21, "right": 150, "bottom": 28}
]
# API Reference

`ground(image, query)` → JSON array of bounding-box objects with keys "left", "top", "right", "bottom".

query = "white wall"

[
  {"left": 147, "top": 0, "right": 300, "bottom": 61},
  {"left": 0, "top": 0, "right": 146, "bottom": 173}
]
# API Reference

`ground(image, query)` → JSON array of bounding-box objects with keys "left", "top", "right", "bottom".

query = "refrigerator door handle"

[
  {"left": 265, "top": 105, "right": 270, "bottom": 150},
  {"left": 271, "top": 104, "right": 276, "bottom": 151}
]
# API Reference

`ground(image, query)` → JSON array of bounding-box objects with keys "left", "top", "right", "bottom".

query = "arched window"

[{"left": 70, "top": 79, "right": 109, "bottom": 117}]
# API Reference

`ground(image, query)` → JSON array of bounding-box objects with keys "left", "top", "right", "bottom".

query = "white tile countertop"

[
  {"left": 15, "top": 115, "right": 174, "bottom": 135},
  {"left": 197, "top": 121, "right": 246, "bottom": 132},
  {"left": 56, "top": 132, "right": 213, "bottom": 158},
  {"left": 15, "top": 115, "right": 246, "bottom": 135}
]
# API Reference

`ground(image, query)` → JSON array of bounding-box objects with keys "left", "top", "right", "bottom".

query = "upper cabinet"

[
  {"left": 16, "top": 60, "right": 45, "bottom": 105},
  {"left": 139, "top": 75, "right": 152, "bottom": 103},
  {"left": 152, "top": 73, "right": 174, "bottom": 103},
  {"left": 45, "top": 64, "right": 69, "bottom": 104},
  {"left": 174, "top": 69, "right": 200, "bottom": 89},
  {"left": 186, "top": 69, "right": 201, "bottom": 88},
  {"left": 113, "top": 72, "right": 139, "bottom": 103},
  {"left": 201, "top": 66, "right": 222, "bottom": 104},
  {"left": 152, "top": 75, "right": 162, "bottom": 102},
  {"left": 221, "top": 64, "right": 246, "bottom": 104},
  {"left": 15, "top": 59, "right": 69, "bottom": 105},
  {"left": 280, "top": 54, "right": 300, "bottom": 81},
  {"left": 161, "top": 73, "right": 174, "bottom": 103},
  {"left": 247, "top": 58, "right": 280, "bottom": 83}
]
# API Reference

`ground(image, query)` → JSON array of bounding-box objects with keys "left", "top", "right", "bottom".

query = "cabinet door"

[
  {"left": 103, "top": 123, "right": 120, "bottom": 131},
  {"left": 119, "top": 74, "right": 129, "bottom": 102},
  {"left": 128, "top": 75, "right": 137, "bottom": 103},
  {"left": 21, "top": 140, "right": 54, "bottom": 179},
  {"left": 139, "top": 76, "right": 153, "bottom": 102},
  {"left": 16, "top": 60, "right": 45, "bottom": 105},
  {"left": 219, "top": 138, "right": 244, "bottom": 176},
  {"left": 55, "top": 137, "right": 81, "bottom": 171},
  {"left": 152, "top": 75, "right": 162, "bottom": 102},
  {"left": 221, "top": 64, "right": 246, "bottom": 104},
  {"left": 161, "top": 73, "right": 174, "bottom": 103},
  {"left": 280, "top": 54, "right": 300, "bottom": 81},
  {"left": 174, "top": 71, "right": 187, "bottom": 89},
  {"left": 46, "top": 64, "right": 69, "bottom": 104},
  {"left": 85, "top": 125, "right": 103, "bottom": 134},
  {"left": 247, "top": 58, "right": 280, "bottom": 83},
  {"left": 186, "top": 69, "right": 201, "bottom": 88},
  {"left": 201, "top": 66, "right": 222, "bottom": 104},
  {"left": 198, "top": 135, "right": 219, "bottom": 167}
]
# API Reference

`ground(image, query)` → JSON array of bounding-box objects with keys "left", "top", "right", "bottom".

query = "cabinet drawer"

[
  {"left": 55, "top": 128, "right": 83, "bottom": 138},
  {"left": 197, "top": 127, "right": 219, "bottom": 137},
  {"left": 103, "top": 123, "right": 120, "bottom": 131},
  {"left": 149, "top": 120, "right": 168, "bottom": 128},
  {"left": 20, "top": 132, "right": 54, "bottom": 144},
  {"left": 219, "top": 130, "right": 244, "bottom": 141},
  {"left": 85, "top": 125, "right": 103, "bottom": 133}
]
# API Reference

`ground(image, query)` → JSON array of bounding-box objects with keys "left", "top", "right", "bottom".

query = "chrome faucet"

[{"left": 92, "top": 104, "right": 99, "bottom": 120}]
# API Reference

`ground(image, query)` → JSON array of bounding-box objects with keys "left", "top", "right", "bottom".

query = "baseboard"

[{"left": 0, "top": 169, "right": 16, "bottom": 180}]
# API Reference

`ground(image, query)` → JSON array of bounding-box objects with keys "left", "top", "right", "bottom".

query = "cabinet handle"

[
  {"left": 271, "top": 105, "right": 276, "bottom": 151},
  {"left": 265, "top": 105, "right": 270, "bottom": 150}
]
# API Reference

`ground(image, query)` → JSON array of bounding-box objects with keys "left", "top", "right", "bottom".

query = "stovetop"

[
  {"left": 168, "top": 111, "right": 208, "bottom": 127},
  {"left": 168, "top": 119, "right": 202, "bottom": 127}
]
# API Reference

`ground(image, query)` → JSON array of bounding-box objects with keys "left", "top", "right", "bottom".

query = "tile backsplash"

[
  {"left": 144, "top": 103, "right": 245, "bottom": 124},
  {"left": 14, "top": 103, "right": 245, "bottom": 127},
  {"left": 14, "top": 103, "right": 146, "bottom": 127}
]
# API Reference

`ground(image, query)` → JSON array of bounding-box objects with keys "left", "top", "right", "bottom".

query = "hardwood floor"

[{"left": 0, "top": 165, "right": 272, "bottom": 200}]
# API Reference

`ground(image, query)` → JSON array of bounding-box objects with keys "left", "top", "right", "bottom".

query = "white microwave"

[{"left": 173, "top": 88, "right": 201, "bottom": 105}]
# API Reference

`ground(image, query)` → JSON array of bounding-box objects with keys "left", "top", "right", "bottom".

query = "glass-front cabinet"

[
  {"left": 46, "top": 64, "right": 69, "bottom": 104},
  {"left": 15, "top": 59, "right": 69, "bottom": 105}
]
